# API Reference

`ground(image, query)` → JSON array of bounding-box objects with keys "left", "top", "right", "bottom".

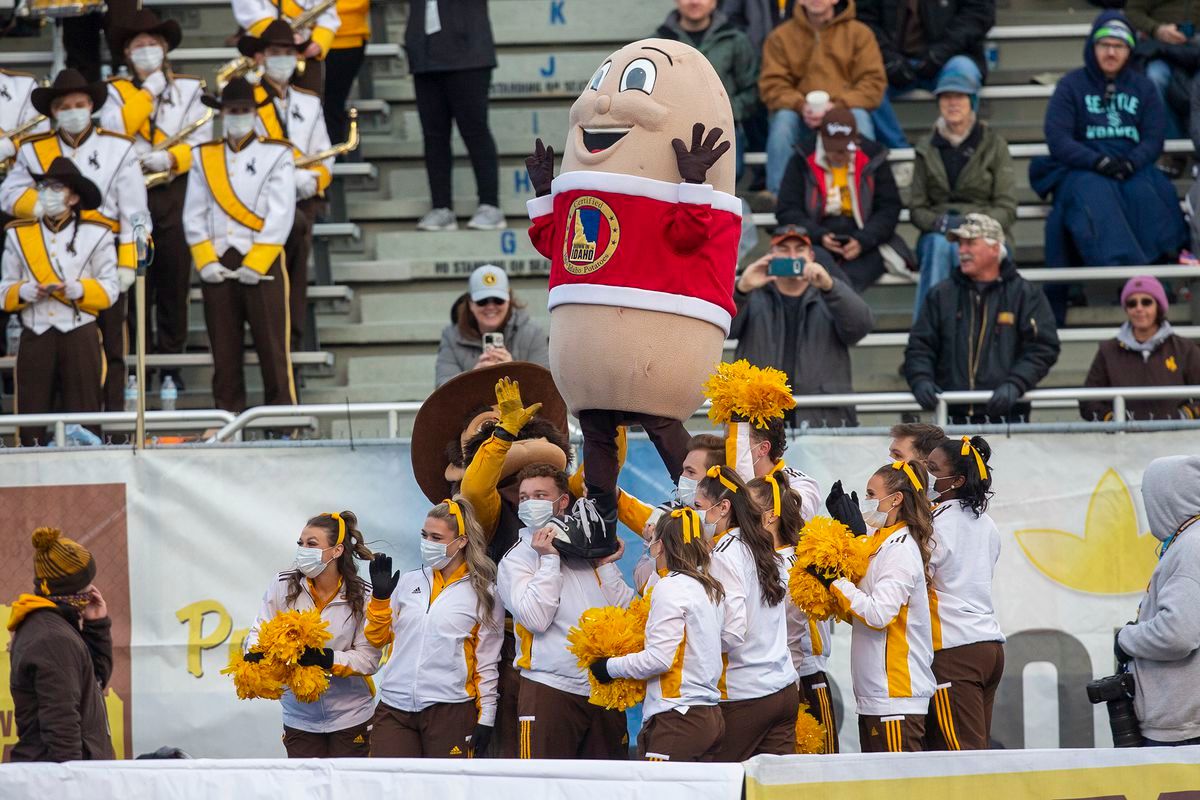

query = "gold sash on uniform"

[
  {"left": 198, "top": 142, "right": 265, "bottom": 232},
  {"left": 14, "top": 223, "right": 73, "bottom": 310},
  {"left": 254, "top": 86, "right": 287, "bottom": 141},
  {"left": 111, "top": 79, "right": 168, "bottom": 145}
]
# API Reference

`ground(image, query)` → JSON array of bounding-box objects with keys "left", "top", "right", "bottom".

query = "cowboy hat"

[
  {"left": 411, "top": 362, "right": 568, "bottom": 504},
  {"left": 200, "top": 76, "right": 272, "bottom": 110},
  {"left": 31, "top": 69, "right": 107, "bottom": 117},
  {"left": 110, "top": 8, "right": 183, "bottom": 56},
  {"left": 236, "top": 18, "right": 310, "bottom": 58},
  {"left": 30, "top": 157, "right": 103, "bottom": 211}
]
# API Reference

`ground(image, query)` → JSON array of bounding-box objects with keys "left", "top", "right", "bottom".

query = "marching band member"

[
  {"left": 0, "top": 68, "right": 149, "bottom": 413},
  {"left": 242, "top": 19, "right": 334, "bottom": 352},
  {"left": 244, "top": 510, "right": 381, "bottom": 757},
  {"left": 232, "top": 0, "right": 340, "bottom": 95},
  {"left": 102, "top": 9, "right": 213, "bottom": 387},
  {"left": 0, "top": 158, "right": 117, "bottom": 446},
  {"left": 592, "top": 508, "right": 727, "bottom": 762},
  {"left": 826, "top": 461, "right": 937, "bottom": 753},
  {"left": 496, "top": 464, "right": 635, "bottom": 759},
  {"left": 748, "top": 472, "right": 840, "bottom": 753},
  {"left": 0, "top": 68, "right": 50, "bottom": 175},
  {"left": 365, "top": 497, "right": 504, "bottom": 758},
  {"left": 696, "top": 465, "right": 799, "bottom": 761},
  {"left": 923, "top": 436, "right": 1004, "bottom": 750},
  {"left": 727, "top": 418, "right": 822, "bottom": 521},
  {"left": 182, "top": 76, "right": 297, "bottom": 413}
]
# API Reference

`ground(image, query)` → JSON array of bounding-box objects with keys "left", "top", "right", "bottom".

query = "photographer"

[
  {"left": 731, "top": 224, "right": 874, "bottom": 427},
  {"left": 1115, "top": 455, "right": 1200, "bottom": 747}
]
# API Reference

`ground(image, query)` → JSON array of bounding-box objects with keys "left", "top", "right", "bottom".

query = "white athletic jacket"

[
  {"left": 709, "top": 528, "right": 798, "bottom": 700},
  {"left": 727, "top": 422, "right": 822, "bottom": 520},
  {"left": 776, "top": 545, "right": 833, "bottom": 677},
  {"left": 831, "top": 523, "right": 936, "bottom": 716},
  {"left": 366, "top": 565, "right": 504, "bottom": 725},
  {"left": 497, "top": 529, "right": 635, "bottom": 696},
  {"left": 246, "top": 572, "right": 382, "bottom": 733},
  {"left": 607, "top": 571, "right": 725, "bottom": 720},
  {"left": 929, "top": 502, "right": 1005, "bottom": 651}
]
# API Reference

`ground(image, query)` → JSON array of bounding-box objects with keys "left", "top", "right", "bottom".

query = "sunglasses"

[
  {"left": 1125, "top": 297, "right": 1156, "bottom": 309},
  {"left": 473, "top": 297, "right": 506, "bottom": 306}
]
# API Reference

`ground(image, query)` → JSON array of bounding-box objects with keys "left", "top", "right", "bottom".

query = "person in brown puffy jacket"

[{"left": 1081, "top": 275, "right": 1200, "bottom": 421}]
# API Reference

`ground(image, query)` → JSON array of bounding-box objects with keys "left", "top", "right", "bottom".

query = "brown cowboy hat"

[
  {"left": 237, "top": 18, "right": 309, "bottom": 58},
  {"left": 30, "top": 157, "right": 103, "bottom": 211},
  {"left": 200, "top": 76, "right": 271, "bottom": 110},
  {"left": 31, "top": 69, "right": 107, "bottom": 117},
  {"left": 110, "top": 8, "right": 183, "bottom": 56},
  {"left": 411, "top": 362, "right": 568, "bottom": 504}
]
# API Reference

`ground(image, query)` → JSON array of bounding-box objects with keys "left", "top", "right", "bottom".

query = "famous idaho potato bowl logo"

[{"left": 563, "top": 195, "right": 620, "bottom": 274}]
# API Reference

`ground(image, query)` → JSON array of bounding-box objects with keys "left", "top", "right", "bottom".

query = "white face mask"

[
  {"left": 676, "top": 475, "right": 698, "bottom": 507},
  {"left": 224, "top": 112, "right": 256, "bottom": 139},
  {"left": 927, "top": 472, "right": 944, "bottom": 503},
  {"left": 420, "top": 537, "right": 458, "bottom": 570},
  {"left": 518, "top": 498, "right": 557, "bottom": 531},
  {"left": 859, "top": 495, "right": 892, "bottom": 530},
  {"left": 264, "top": 54, "right": 298, "bottom": 84},
  {"left": 294, "top": 545, "right": 332, "bottom": 577},
  {"left": 38, "top": 186, "right": 69, "bottom": 217},
  {"left": 130, "top": 45, "right": 165, "bottom": 73},
  {"left": 56, "top": 107, "right": 92, "bottom": 135},
  {"left": 701, "top": 504, "right": 723, "bottom": 539}
]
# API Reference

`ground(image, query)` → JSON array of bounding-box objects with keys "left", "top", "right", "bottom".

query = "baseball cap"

[
  {"left": 771, "top": 224, "right": 811, "bottom": 246},
  {"left": 819, "top": 107, "right": 857, "bottom": 154},
  {"left": 469, "top": 264, "right": 510, "bottom": 302},
  {"left": 947, "top": 213, "right": 1004, "bottom": 244}
]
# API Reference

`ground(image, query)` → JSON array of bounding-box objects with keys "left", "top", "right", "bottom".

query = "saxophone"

[
  {"left": 295, "top": 108, "right": 359, "bottom": 168},
  {"left": 216, "top": 0, "right": 337, "bottom": 88},
  {"left": 143, "top": 109, "right": 215, "bottom": 188},
  {"left": 0, "top": 114, "right": 48, "bottom": 173}
]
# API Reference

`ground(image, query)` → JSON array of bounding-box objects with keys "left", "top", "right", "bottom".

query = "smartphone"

[
  {"left": 482, "top": 332, "right": 505, "bottom": 351},
  {"left": 833, "top": 235, "right": 852, "bottom": 246},
  {"left": 768, "top": 257, "right": 803, "bottom": 277},
  {"left": 1182, "top": 20, "right": 1196, "bottom": 37}
]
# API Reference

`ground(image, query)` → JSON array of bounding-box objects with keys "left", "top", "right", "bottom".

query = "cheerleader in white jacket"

[{"left": 365, "top": 497, "right": 505, "bottom": 758}]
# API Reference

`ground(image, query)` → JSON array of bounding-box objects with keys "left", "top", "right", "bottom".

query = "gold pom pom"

[
  {"left": 788, "top": 516, "right": 873, "bottom": 620},
  {"left": 224, "top": 608, "right": 333, "bottom": 703},
  {"left": 256, "top": 608, "right": 331, "bottom": 666},
  {"left": 795, "top": 703, "right": 827, "bottom": 754},
  {"left": 31, "top": 527, "right": 62, "bottom": 552},
  {"left": 288, "top": 665, "right": 330, "bottom": 703},
  {"left": 220, "top": 648, "right": 286, "bottom": 700},
  {"left": 702, "top": 360, "right": 796, "bottom": 429},
  {"left": 567, "top": 590, "right": 654, "bottom": 711}
]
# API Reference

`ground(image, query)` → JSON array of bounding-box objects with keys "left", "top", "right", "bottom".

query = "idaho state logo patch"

[{"left": 563, "top": 195, "right": 620, "bottom": 274}]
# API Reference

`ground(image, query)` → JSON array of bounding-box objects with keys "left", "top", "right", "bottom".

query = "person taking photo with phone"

[{"left": 730, "top": 224, "right": 874, "bottom": 428}]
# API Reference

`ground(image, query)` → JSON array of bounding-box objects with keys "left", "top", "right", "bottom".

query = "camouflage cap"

[{"left": 947, "top": 213, "right": 1004, "bottom": 244}]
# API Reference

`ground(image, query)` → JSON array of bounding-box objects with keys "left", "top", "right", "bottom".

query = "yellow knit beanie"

[{"left": 32, "top": 527, "right": 96, "bottom": 596}]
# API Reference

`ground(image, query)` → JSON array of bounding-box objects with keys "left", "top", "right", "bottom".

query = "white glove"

[
  {"left": 0, "top": 137, "right": 15, "bottom": 161},
  {"left": 118, "top": 268, "right": 136, "bottom": 293},
  {"left": 18, "top": 282, "right": 41, "bottom": 302},
  {"left": 199, "top": 263, "right": 234, "bottom": 284},
  {"left": 141, "top": 70, "right": 168, "bottom": 98},
  {"left": 140, "top": 150, "right": 172, "bottom": 173},
  {"left": 295, "top": 168, "right": 319, "bottom": 200},
  {"left": 234, "top": 266, "right": 262, "bottom": 285},
  {"left": 63, "top": 280, "right": 85, "bottom": 300}
]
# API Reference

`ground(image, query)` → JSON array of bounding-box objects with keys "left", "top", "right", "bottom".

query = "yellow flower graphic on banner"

[{"left": 1015, "top": 469, "right": 1158, "bottom": 595}]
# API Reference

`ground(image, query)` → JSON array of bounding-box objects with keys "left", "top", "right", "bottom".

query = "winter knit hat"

[
  {"left": 1121, "top": 275, "right": 1169, "bottom": 318},
  {"left": 32, "top": 527, "right": 96, "bottom": 596},
  {"left": 1093, "top": 19, "right": 1135, "bottom": 48}
]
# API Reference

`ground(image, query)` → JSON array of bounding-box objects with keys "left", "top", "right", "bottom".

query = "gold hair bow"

[
  {"left": 960, "top": 437, "right": 988, "bottom": 480},
  {"left": 670, "top": 507, "right": 702, "bottom": 544},
  {"left": 706, "top": 465, "right": 740, "bottom": 494},
  {"left": 762, "top": 472, "right": 782, "bottom": 517},
  {"left": 328, "top": 512, "right": 346, "bottom": 545},
  {"left": 442, "top": 499, "right": 465, "bottom": 537},
  {"left": 891, "top": 461, "right": 924, "bottom": 492}
]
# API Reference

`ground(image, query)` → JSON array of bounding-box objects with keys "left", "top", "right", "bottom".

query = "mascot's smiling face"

[{"left": 562, "top": 38, "right": 734, "bottom": 192}]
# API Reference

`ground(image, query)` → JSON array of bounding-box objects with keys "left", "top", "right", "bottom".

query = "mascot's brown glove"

[
  {"left": 672, "top": 123, "right": 731, "bottom": 184},
  {"left": 495, "top": 377, "right": 543, "bottom": 439},
  {"left": 525, "top": 138, "right": 556, "bottom": 197}
]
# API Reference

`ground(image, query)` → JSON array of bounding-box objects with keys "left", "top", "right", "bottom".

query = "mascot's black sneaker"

[{"left": 548, "top": 498, "right": 619, "bottom": 560}]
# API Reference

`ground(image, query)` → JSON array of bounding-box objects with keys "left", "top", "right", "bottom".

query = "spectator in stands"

[
  {"left": 1030, "top": 12, "right": 1187, "bottom": 325},
  {"left": 857, "top": 0, "right": 995, "bottom": 149},
  {"left": 888, "top": 422, "right": 945, "bottom": 464},
  {"left": 904, "top": 213, "right": 1061, "bottom": 423},
  {"left": 758, "top": 0, "right": 887, "bottom": 197},
  {"left": 731, "top": 224, "right": 874, "bottom": 427},
  {"left": 776, "top": 108, "right": 914, "bottom": 292},
  {"left": 1125, "top": 0, "right": 1198, "bottom": 143},
  {"left": 1080, "top": 275, "right": 1200, "bottom": 420},
  {"left": 909, "top": 69, "right": 1017, "bottom": 316},
  {"left": 435, "top": 265, "right": 549, "bottom": 387},
  {"left": 406, "top": 0, "right": 504, "bottom": 232},
  {"left": 657, "top": 0, "right": 759, "bottom": 178},
  {"left": 721, "top": 0, "right": 795, "bottom": 52}
]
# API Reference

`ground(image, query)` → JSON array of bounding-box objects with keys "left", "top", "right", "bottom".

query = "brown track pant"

[
  {"left": 711, "top": 683, "right": 801, "bottom": 762},
  {"left": 370, "top": 700, "right": 478, "bottom": 758},
  {"left": 284, "top": 196, "right": 321, "bottom": 352},
  {"left": 14, "top": 324, "right": 104, "bottom": 446},
  {"left": 859, "top": 714, "right": 926, "bottom": 753},
  {"left": 800, "top": 672, "right": 840, "bottom": 754},
  {"left": 493, "top": 628, "right": 521, "bottom": 758},
  {"left": 925, "top": 640, "right": 1005, "bottom": 751},
  {"left": 637, "top": 705, "right": 724, "bottom": 762},
  {"left": 516, "top": 676, "right": 628, "bottom": 759},
  {"left": 282, "top": 719, "right": 371, "bottom": 757}
]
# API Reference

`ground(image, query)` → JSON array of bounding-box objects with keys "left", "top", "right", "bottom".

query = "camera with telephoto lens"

[{"left": 1086, "top": 671, "right": 1141, "bottom": 747}]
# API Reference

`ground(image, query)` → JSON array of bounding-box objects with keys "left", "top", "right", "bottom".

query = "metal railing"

[{"left": 0, "top": 410, "right": 235, "bottom": 448}]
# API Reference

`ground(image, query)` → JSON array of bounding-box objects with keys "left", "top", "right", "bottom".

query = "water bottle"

[
  {"left": 985, "top": 42, "right": 1000, "bottom": 73},
  {"left": 160, "top": 375, "right": 178, "bottom": 412},
  {"left": 6, "top": 316, "right": 21, "bottom": 357},
  {"left": 124, "top": 374, "right": 138, "bottom": 412}
]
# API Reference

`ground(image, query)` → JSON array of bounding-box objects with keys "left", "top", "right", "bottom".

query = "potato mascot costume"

[{"left": 525, "top": 39, "right": 740, "bottom": 552}]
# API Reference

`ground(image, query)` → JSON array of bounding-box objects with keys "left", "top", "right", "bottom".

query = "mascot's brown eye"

[
  {"left": 619, "top": 58, "right": 657, "bottom": 94},
  {"left": 589, "top": 61, "right": 612, "bottom": 91}
]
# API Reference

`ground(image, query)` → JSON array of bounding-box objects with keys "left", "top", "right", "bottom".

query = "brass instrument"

[
  {"left": 295, "top": 108, "right": 359, "bottom": 168},
  {"left": 216, "top": 0, "right": 337, "bottom": 88},
  {"left": 0, "top": 114, "right": 48, "bottom": 173},
  {"left": 143, "top": 109, "right": 215, "bottom": 188}
]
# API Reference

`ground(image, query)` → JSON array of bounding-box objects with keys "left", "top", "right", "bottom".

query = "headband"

[
  {"left": 670, "top": 507, "right": 702, "bottom": 544},
  {"left": 762, "top": 472, "right": 782, "bottom": 517},
  {"left": 891, "top": 461, "right": 924, "bottom": 492},
  {"left": 706, "top": 465, "right": 740, "bottom": 494},
  {"left": 328, "top": 512, "right": 346, "bottom": 545},
  {"left": 960, "top": 436, "right": 989, "bottom": 481},
  {"left": 442, "top": 499, "right": 465, "bottom": 537}
]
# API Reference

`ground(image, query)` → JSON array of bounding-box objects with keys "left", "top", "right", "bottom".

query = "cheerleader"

[
  {"left": 591, "top": 508, "right": 727, "bottom": 762},
  {"left": 245, "top": 511, "right": 381, "bottom": 757},
  {"left": 826, "top": 462, "right": 936, "bottom": 753},
  {"left": 748, "top": 472, "right": 840, "bottom": 753},
  {"left": 365, "top": 497, "right": 505, "bottom": 757},
  {"left": 694, "top": 465, "right": 799, "bottom": 761},
  {"left": 923, "top": 436, "right": 1004, "bottom": 750}
]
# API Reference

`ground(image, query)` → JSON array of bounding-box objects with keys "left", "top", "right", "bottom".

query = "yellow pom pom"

[
  {"left": 226, "top": 608, "right": 334, "bottom": 703},
  {"left": 702, "top": 360, "right": 796, "bottom": 429},
  {"left": 288, "top": 664, "right": 330, "bottom": 703},
  {"left": 221, "top": 649, "right": 286, "bottom": 700},
  {"left": 31, "top": 526, "right": 62, "bottom": 552},
  {"left": 795, "top": 703, "right": 827, "bottom": 754},
  {"left": 567, "top": 591, "right": 654, "bottom": 712},
  {"left": 256, "top": 608, "right": 332, "bottom": 666},
  {"left": 788, "top": 516, "right": 871, "bottom": 620}
]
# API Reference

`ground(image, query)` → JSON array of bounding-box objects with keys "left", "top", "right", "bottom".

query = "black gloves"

[
  {"left": 935, "top": 212, "right": 964, "bottom": 235},
  {"left": 826, "top": 480, "right": 867, "bottom": 537},
  {"left": 915, "top": 58, "right": 942, "bottom": 80},
  {"left": 243, "top": 651, "right": 264, "bottom": 663},
  {"left": 297, "top": 647, "right": 335, "bottom": 670},
  {"left": 470, "top": 724, "right": 494, "bottom": 757},
  {"left": 590, "top": 658, "right": 614, "bottom": 684},
  {"left": 912, "top": 380, "right": 941, "bottom": 411},
  {"left": 1114, "top": 624, "right": 1134, "bottom": 665},
  {"left": 986, "top": 382, "right": 1022, "bottom": 419},
  {"left": 805, "top": 564, "right": 838, "bottom": 589},
  {"left": 885, "top": 58, "right": 917, "bottom": 88},
  {"left": 369, "top": 553, "right": 400, "bottom": 601},
  {"left": 1094, "top": 155, "right": 1134, "bottom": 180},
  {"left": 672, "top": 123, "right": 731, "bottom": 184},
  {"left": 525, "top": 138, "right": 556, "bottom": 197}
]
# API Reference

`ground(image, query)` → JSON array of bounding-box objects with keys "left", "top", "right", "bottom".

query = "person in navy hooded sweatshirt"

[{"left": 1030, "top": 11, "right": 1187, "bottom": 326}]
